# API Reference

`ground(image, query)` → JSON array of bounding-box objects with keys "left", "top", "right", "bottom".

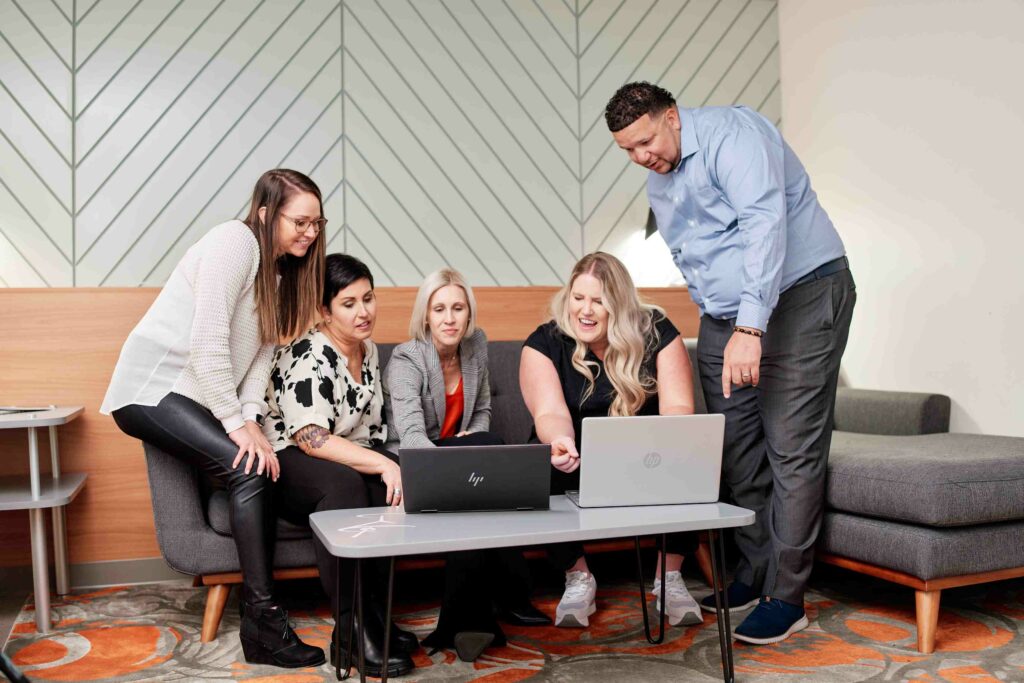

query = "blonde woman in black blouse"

[{"left": 520, "top": 252, "right": 701, "bottom": 629}]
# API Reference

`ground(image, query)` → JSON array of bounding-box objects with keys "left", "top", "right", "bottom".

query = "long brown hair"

[
  {"left": 551, "top": 252, "right": 662, "bottom": 416},
  {"left": 242, "top": 169, "right": 326, "bottom": 344}
]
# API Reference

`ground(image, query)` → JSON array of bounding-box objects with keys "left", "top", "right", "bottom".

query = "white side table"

[{"left": 0, "top": 406, "right": 86, "bottom": 633}]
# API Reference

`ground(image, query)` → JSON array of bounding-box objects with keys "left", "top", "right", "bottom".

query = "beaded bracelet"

[{"left": 733, "top": 326, "right": 764, "bottom": 338}]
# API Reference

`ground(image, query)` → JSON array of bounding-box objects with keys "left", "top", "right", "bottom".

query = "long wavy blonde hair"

[{"left": 551, "top": 252, "right": 663, "bottom": 417}]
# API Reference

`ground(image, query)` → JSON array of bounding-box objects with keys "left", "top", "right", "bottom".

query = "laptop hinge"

[
  {"left": 421, "top": 509, "right": 437, "bottom": 513},
  {"left": 515, "top": 506, "right": 533, "bottom": 511}
]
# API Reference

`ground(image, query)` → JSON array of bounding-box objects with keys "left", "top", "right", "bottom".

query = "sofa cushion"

[
  {"left": 486, "top": 341, "right": 535, "bottom": 444},
  {"left": 827, "top": 431, "right": 1024, "bottom": 527},
  {"left": 820, "top": 511, "right": 1024, "bottom": 580},
  {"left": 207, "top": 490, "right": 312, "bottom": 540}
]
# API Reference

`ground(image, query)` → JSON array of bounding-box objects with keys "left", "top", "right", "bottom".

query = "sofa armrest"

[{"left": 833, "top": 387, "right": 951, "bottom": 435}]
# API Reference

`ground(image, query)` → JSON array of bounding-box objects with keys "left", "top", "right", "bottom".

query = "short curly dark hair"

[{"left": 604, "top": 81, "right": 676, "bottom": 132}]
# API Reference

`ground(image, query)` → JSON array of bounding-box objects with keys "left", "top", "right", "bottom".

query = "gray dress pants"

[{"left": 698, "top": 268, "right": 855, "bottom": 605}]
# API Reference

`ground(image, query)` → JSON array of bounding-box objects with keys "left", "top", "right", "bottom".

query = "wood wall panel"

[{"left": 0, "top": 287, "right": 697, "bottom": 567}]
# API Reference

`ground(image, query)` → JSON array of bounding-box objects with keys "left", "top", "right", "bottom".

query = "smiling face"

[
  {"left": 611, "top": 107, "right": 681, "bottom": 175},
  {"left": 322, "top": 277, "right": 376, "bottom": 346},
  {"left": 568, "top": 272, "right": 610, "bottom": 350},
  {"left": 268, "top": 191, "right": 322, "bottom": 259},
  {"left": 427, "top": 284, "right": 470, "bottom": 352}
]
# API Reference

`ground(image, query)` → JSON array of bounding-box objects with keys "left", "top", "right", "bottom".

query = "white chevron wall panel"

[
  {"left": 0, "top": 0, "right": 73, "bottom": 285},
  {"left": 0, "top": 0, "right": 778, "bottom": 287}
]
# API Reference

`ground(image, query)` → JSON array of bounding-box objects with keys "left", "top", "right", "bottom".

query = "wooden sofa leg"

[
  {"left": 915, "top": 589, "right": 941, "bottom": 654},
  {"left": 201, "top": 584, "right": 232, "bottom": 643},
  {"left": 696, "top": 533, "right": 716, "bottom": 589}
]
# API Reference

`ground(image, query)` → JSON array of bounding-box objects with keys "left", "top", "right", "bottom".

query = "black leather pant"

[{"left": 112, "top": 393, "right": 276, "bottom": 606}]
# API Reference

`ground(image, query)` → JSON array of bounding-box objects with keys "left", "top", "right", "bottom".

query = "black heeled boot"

[
  {"left": 239, "top": 602, "right": 326, "bottom": 668},
  {"left": 331, "top": 607, "right": 415, "bottom": 678},
  {"left": 369, "top": 600, "right": 420, "bottom": 653}
]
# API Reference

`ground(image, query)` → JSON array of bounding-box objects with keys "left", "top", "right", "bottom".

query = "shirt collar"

[{"left": 674, "top": 106, "right": 700, "bottom": 173}]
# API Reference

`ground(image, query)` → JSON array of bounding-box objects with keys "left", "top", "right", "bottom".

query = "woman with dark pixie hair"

[
  {"left": 104, "top": 169, "right": 326, "bottom": 668},
  {"left": 264, "top": 254, "right": 415, "bottom": 679}
]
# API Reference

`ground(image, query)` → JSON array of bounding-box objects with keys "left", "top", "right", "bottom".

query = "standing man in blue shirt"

[{"left": 605, "top": 82, "right": 856, "bottom": 644}]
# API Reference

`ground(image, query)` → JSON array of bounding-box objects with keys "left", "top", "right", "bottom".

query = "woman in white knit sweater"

[{"left": 102, "top": 169, "right": 327, "bottom": 669}]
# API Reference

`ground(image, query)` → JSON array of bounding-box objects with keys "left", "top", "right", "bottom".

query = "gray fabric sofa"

[
  {"left": 144, "top": 339, "right": 1024, "bottom": 653},
  {"left": 819, "top": 388, "right": 1024, "bottom": 653}
]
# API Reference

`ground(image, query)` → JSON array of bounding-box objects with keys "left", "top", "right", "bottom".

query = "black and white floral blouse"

[{"left": 263, "top": 327, "right": 387, "bottom": 452}]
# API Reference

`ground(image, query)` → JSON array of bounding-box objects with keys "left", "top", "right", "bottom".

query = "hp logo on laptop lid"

[
  {"left": 643, "top": 452, "right": 662, "bottom": 469},
  {"left": 468, "top": 472, "right": 484, "bottom": 486}
]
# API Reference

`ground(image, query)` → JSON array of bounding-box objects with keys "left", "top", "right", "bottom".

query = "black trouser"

[
  {"left": 426, "top": 431, "right": 531, "bottom": 646},
  {"left": 699, "top": 268, "right": 856, "bottom": 605},
  {"left": 546, "top": 466, "right": 698, "bottom": 572},
  {"left": 274, "top": 444, "right": 395, "bottom": 615},
  {"left": 112, "top": 393, "right": 277, "bottom": 606}
]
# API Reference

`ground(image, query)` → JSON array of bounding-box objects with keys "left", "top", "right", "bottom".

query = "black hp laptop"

[{"left": 399, "top": 444, "right": 551, "bottom": 513}]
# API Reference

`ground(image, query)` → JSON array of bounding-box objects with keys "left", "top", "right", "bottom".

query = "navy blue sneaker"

[
  {"left": 699, "top": 581, "right": 760, "bottom": 614},
  {"left": 733, "top": 597, "right": 809, "bottom": 644}
]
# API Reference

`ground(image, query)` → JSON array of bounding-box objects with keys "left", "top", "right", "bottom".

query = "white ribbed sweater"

[{"left": 101, "top": 221, "right": 276, "bottom": 433}]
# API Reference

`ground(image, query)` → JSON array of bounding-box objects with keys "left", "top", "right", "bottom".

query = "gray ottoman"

[{"left": 818, "top": 389, "right": 1024, "bottom": 653}]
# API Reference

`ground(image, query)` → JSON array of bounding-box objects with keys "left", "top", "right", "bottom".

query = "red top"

[{"left": 439, "top": 377, "right": 464, "bottom": 440}]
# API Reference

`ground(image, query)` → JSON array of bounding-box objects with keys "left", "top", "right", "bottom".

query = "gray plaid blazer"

[{"left": 384, "top": 329, "right": 491, "bottom": 449}]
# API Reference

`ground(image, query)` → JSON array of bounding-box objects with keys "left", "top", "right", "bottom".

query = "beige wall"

[{"left": 778, "top": 0, "right": 1024, "bottom": 436}]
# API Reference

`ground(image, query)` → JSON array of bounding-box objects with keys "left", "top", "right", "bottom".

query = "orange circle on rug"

[
  {"left": 11, "top": 638, "right": 67, "bottom": 666},
  {"left": 845, "top": 618, "right": 913, "bottom": 642},
  {"left": 13, "top": 625, "right": 175, "bottom": 681}
]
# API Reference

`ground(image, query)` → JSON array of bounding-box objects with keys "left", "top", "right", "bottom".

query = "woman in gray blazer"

[
  {"left": 384, "top": 288, "right": 493, "bottom": 449},
  {"left": 385, "top": 268, "right": 548, "bottom": 662}
]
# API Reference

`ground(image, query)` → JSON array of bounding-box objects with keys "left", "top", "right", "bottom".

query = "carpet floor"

[{"left": 4, "top": 567, "right": 1023, "bottom": 682}]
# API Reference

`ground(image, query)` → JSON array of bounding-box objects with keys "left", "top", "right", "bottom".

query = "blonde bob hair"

[
  {"left": 409, "top": 267, "right": 478, "bottom": 342},
  {"left": 551, "top": 252, "right": 663, "bottom": 417}
]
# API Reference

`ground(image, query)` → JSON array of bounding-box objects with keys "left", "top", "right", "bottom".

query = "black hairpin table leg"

[
  {"left": 635, "top": 534, "right": 667, "bottom": 644},
  {"left": 708, "top": 530, "right": 735, "bottom": 683},
  {"left": 379, "top": 557, "right": 395, "bottom": 683}
]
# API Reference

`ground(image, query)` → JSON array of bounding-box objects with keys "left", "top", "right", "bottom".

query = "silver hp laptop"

[
  {"left": 400, "top": 444, "right": 551, "bottom": 513},
  {"left": 566, "top": 414, "right": 725, "bottom": 508}
]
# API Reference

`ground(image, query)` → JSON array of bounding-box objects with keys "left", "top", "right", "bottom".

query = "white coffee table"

[
  {"left": 0, "top": 406, "right": 86, "bottom": 633},
  {"left": 311, "top": 495, "right": 754, "bottom": 683}
]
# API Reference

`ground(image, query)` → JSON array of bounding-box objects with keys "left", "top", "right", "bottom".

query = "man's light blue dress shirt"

[{"left": 648, "top": 106, "right": 846, "bottom": 331}]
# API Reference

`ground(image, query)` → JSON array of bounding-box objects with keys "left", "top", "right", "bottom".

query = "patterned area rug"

[{"left": 4, "top": 569, "right": 1024, "bottom": 682}]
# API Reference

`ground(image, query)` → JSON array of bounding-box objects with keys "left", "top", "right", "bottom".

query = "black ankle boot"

[
  {"left": 369, "top": 601, "right": 419, "bottom": 653},
  {"left": 239, "top": 602, "right": 326, "bottom": 669},
  {"left": 331, "top": 609, "right": 415, "bottom": 678}
]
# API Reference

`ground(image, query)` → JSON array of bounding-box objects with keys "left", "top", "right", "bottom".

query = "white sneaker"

[
  {"left": 555, "top": 571, "right": 597, "bottom": 628},
  {"left": 652, "top": 571, "right": 703, "bottom": 626}
]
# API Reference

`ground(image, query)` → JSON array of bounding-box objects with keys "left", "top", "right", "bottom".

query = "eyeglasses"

[{"left": 281, "top": 214, "right": 327, "bottom": 235}]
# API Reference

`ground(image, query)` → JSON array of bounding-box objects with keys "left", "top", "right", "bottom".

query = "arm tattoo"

[{"left": 295, "top": 425, "right": 330, "bottom": 450}]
